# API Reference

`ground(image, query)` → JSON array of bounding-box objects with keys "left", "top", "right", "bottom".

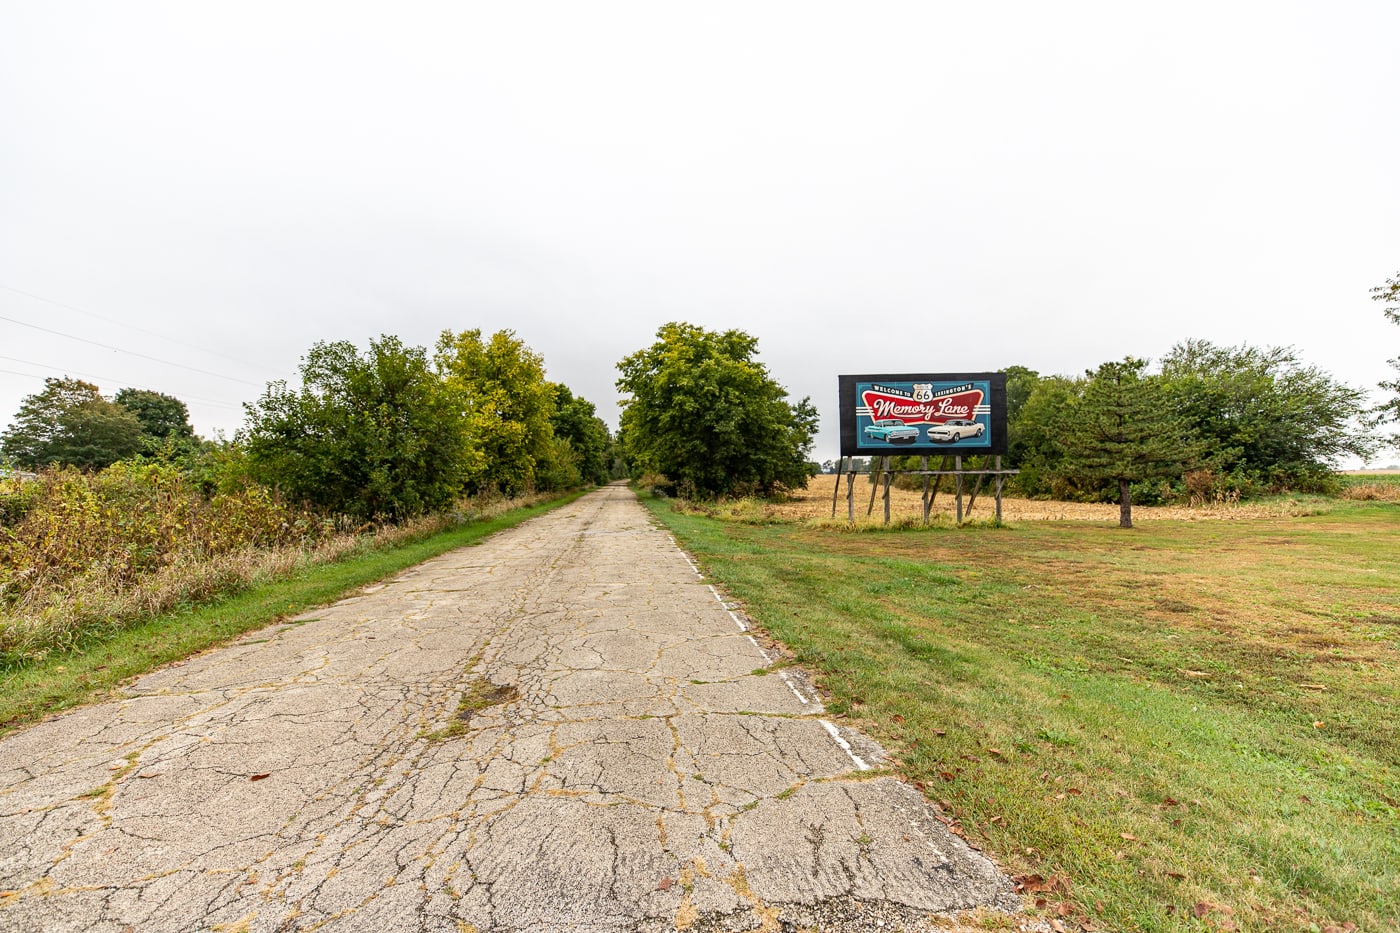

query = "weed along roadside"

[
  {"left": 643, "top": 492, "right": 1400, "bottom": 933},
  {"left": 0, "top": 490, "right": 587, "bottom": 736}
]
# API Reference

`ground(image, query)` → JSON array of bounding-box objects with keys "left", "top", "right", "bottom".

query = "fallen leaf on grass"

[
  {"left": 1313, "top": 720, "right": 1325, "bottom": 729},
  {"left": 1299, "top": 684, "right": 1327, "bottom": 691},
  {"left": 1120, "top": 833, "right": 1137, "bottom": 841},
  {"left": 1014, "top": 873, "right": 1071, "bottom": 896},
  {"left": 1014, "top": 874, "right": 1044, "bottom": 892},
  {"left": 1176, "top": 669, "right": 1210, "bottom": 678}
]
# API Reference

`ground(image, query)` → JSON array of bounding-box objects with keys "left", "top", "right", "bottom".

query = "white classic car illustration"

[{"left": 926, "top": 419, "right": 985, "bottom": 442}]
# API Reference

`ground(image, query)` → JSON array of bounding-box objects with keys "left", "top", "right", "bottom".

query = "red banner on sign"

[{"left": 861, "top": 388, "right": 983, "bottom": 424}]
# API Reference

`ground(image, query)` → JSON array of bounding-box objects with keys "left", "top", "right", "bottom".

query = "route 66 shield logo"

[{"left": 912, "top": 383, "right": 933, "bottom": 402}]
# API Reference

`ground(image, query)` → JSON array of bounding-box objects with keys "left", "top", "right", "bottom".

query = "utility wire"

[
  {"left": 0, "top": 355, "right": 246, "bottom": 410},
  {"left": 0, "top": 312, "right": 265, "bottom": 388},
  {"left": 0, "top": 283, "right": 274, "bottom": 376}
]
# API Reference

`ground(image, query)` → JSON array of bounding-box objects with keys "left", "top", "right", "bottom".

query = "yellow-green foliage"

[
  {"left": 0, "top": 464, "right": 328, "bottom": 660},
  {"left": 0, "top": 463, "right": 323, "bottom": 599},
  {"left": 0, "top": 470, "right": 557, "bottom": 664}
]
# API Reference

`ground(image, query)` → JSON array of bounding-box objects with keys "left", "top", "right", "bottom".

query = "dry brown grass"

[
  {"left": 1341, "top": 483, "right": 1400, "bottom": 501},
  {"left": 0, "top": 484, "right": 553, "bottom": 663},
  {"left": 771, "top": 476, "right": 1327, "bottom": 525}
]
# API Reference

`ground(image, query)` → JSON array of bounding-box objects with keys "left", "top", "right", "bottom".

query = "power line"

[
  {"left": 0, "top": 312, "right": 266, "bottom": 388},
  {"left": 0, "top": 284, "right": 275, "bottom": 376},
  {"left": 0, "top": 355, "right": 247, "bottom": 410}
]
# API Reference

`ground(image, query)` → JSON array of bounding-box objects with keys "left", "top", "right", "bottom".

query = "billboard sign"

[{"left": 839, "top": 372, "right": 1008, "bottom": 457}]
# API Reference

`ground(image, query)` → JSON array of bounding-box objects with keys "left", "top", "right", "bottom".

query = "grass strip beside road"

[
  {"left": 645, "top": 495, "right": 1400, "bottom": 933},
  {"left": 0, "top": 490, "right": 587, "bottom": 738}
]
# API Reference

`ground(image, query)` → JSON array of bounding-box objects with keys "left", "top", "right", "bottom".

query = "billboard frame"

[{"left": 838, "top": 372, "right": 1008, "bottom": 457}]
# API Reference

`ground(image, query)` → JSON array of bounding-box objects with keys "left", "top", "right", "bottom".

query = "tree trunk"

[{"left": 1119, "top": 478, "right": 1133, "bottom": 528}]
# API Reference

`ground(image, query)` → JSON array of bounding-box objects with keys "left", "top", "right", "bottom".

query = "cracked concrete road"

[{"left": 0, "top": 485, "right": 1019, "bottom": 932}]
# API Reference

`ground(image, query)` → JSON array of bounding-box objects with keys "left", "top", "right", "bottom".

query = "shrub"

[{"left": 0, "top": 463, "right": 325, "bottom": 613}]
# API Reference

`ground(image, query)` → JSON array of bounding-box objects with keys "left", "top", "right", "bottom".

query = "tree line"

[
  {"left": 2, "top": 329, "right": 618, "bottom": 520},
  {"left": 4, "top": 268, "right": 1398, "bottom": 523},
  {"left": 839, "top": 335, "right": 1386, "bottom": 527}
]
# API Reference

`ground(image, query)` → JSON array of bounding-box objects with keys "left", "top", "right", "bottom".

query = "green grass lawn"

[
  {"left": 646, "top": 495, "right": 1399, "bottom": 933},
  {"left": 0, "top": 490, "right": 586, "bottom": 737}
]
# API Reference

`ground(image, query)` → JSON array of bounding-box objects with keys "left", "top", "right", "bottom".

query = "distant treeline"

[
  {"left": 826, "top": 339, "right": 1381, "bottom": 524},
  {"left": 1, "top": 329, "right": 622, "bottom": 520}
]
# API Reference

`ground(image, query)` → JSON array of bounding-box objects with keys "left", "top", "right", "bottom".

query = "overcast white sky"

[{"left": 2, "top": 1, "right": 1398, "bottom": 463}]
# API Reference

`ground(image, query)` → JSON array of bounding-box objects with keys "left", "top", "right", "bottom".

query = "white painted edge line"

[
  {"left": 668, "top": 535, "right": 704, "bottom": 578},
  {"left": 820, "top": 719, "right": 871, "bottom": 771},
  {"left": 707, "top": 584, "right": 747, "bottom": 631},
  {"left": 744, "top": 634, "right": 770, "bottom": 662},
  {"left": 778, "top": 671, "right": 809, "bottom": 705}
]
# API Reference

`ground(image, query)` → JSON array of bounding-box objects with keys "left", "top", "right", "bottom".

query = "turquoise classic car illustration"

[{"left": 863, "top": 419, "right": 920, "bottom": 443}]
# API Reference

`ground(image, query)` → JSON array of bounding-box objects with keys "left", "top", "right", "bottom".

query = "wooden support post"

[
  {"left": 882, "top": 458, "right": 892, "bottom": 525},
  {"left": 831, "top": 457, "right": 845, "bottom": 519},
  {"left": 921, "top": 456, "right": 931, "bottom": 525},
  {"left": 955, "top": 455, "right": 964, "bottom": 524},
  {"left": 846, "top": 467, "right": 856, "bottom": 525},
  {"left": 995, "top": 455, "right": 1004, "bottom": 523},
  {"left": 964, "top": 457, "right": 987, "bottom": 517},
  {"left": 928, "top": 455, "right": 949, "bottom": 513},
  {"left": 866, "top": 457, "right": 882, "bottom": 517}
]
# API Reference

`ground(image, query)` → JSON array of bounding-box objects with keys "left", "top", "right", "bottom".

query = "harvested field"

[{"left": 767, "top": 475, "right": 1326, "bottom": 524}]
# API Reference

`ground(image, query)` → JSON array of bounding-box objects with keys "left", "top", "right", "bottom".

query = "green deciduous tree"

[
  {"left": 1, "top": 377, "right": 143, "bottom": 470},
  {"left": 114, "top": 387, "right": 199, "bottom": 456},
  {"left": 1159, "top": 339, "right": 1375, "bottom": 491},
  {"left": 1373, "top": 272, "right": 1400, "bottom": 441},
  {"left": 114, "top": 388, "right": 195, "bottom": 441},
  {"left": 1006, "top": 372, "right": 1081, "bottom": 498},
  {"left": 616, "top": 323, "right": 816, "bottom": 497},
  {"left": 1050, "top": 359, "right": 1203, "bottom": 528},
  {"left": 241, "top": 336, "right": 468, "bottom": 519},
  {"left": 550, "top": 385, "right": 611, "bottom": 486},
  {"left": 435, "top": 329, "right": 557, "bottom": 496}
]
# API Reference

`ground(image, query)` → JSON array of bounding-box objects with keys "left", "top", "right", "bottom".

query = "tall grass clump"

[
  {"left": 0, "top": 463, "right": 326, "bottom": 661},
  {"left": 0, "top": 465, "right": 554, "bottom": 665}
]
